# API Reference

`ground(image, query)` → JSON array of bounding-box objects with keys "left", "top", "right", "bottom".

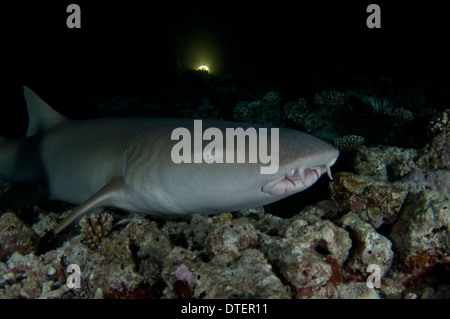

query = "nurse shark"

[{"left": 0, "top": 87, "right": 339, "bottom": 236}]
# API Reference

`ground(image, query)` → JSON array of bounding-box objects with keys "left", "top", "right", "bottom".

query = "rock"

[
  {"left": 382, "top": 190, "right": 450, "bottom": 298},
  {"left": 395, "top": 170, "right": 450, "bottom": 200},
  {"left": 118, "top": 214, "right": 172, "bottom": 288},
  {"left": 417, "top": 131, "right": 450, "bottom": 171},
  {"left": 340, "top": 213, "right": 394, "bottom": 280},
  {"left": 184, "top": 214, "right": 213, "bottom": 251},
  {"left": 0, "top": 212, "right": 39, "bottom": 261},
  {"left": 205, "top": 218, "right": 259, "bottom": 264},
  {"left": 390, "top": 190, "right": 449, "bottom": 261},
  {"left": 261, "top": 220, "right": 351, "bottom": 298},
  {"left": 293, "top": 200, "right": 340, "bottom": 226},
  {"left": 353, "top": 146, "right": 419, "bottom": 181},
  {"left": 422, "top": 285, "right": 450, "bottom": 299},
  {"left": 162, "top": 247, "right": 290, "bottom": 299},
  {"left": 337, "top": 282, "right": 380, "bottom": 299},
  {"left": 329, "top": 172, "right": 408, "bottom": 227}
]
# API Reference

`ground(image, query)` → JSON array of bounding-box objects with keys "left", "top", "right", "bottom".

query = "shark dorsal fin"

[{"left": 23, "top": 86, "right": 68, "bottom": 137}]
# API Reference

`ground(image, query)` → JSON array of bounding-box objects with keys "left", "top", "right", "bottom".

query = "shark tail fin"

[{"left": 23, "top": 86, "right": 68, "bottom": 137}]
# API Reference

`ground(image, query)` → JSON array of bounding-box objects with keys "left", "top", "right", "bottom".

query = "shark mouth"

[{"left": 261, "top": 163, "right": 334, "bottom": 196}]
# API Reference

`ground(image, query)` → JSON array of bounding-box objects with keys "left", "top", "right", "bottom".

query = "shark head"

[
  {"left": 261, "top": 150, "right": 338, "bottom": 196},
  {"left": 260, "top": 130, "right": 339, "bottom": 196}
]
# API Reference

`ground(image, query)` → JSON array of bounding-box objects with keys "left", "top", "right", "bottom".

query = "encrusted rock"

[
  {"left": 0, "top": 212, "right": 39, "bottom": 261},
  {"left": 184, "top": 214, "right": 213, "bottom": 251},
  {"left": 353, "top": 146, "right": 419, "bottom": 181},
  {"left": 329, "top": 172, "right": 408, "bottom": 227},
  {"left": 390, "top": 190, "right": 449, "bottom": 260},
  {"left": 337, "top": 282, "right": 380, "bottom": 299},
  {"left": 340, "top": 213, "right": 393, "bottom": 280},
  {"left": 395, "top": 170, "right": 450, "bottom": 200},
  {"left": 162, "top": 247, "right": 290, "bottom": 299},
  {"left": 205, "top": 218, "right": 259, "bottom": 264},
  {"left": 261, "top": 220, "right": 351, "bottom": 298},
  {"left": 0, "top": 252, "right": 68, "bottom": 298},
  {"left": 291, "top": 200, "right": 340, "bottom": 228},
  {"left": 417, "top": 131, "right": 450, "bottom": 171},
  {"left": 120, "top": 214, "right": 172, "bottom": 287},
  {"left": 382, "top": 190, "right": 450, "bottom": 298}
]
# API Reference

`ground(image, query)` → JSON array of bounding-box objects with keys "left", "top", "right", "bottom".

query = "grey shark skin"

[{"left": 0, "top": 87, "right": 339, "bottom": 235}]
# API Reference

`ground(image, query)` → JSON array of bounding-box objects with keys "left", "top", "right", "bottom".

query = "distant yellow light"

[{"left": 197, "top": 65, "right": 210, "bottom": 73}]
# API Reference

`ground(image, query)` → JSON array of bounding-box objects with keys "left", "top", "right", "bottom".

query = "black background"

[{"left": 2, "top": 1, "right": 449, "bottom": 135}]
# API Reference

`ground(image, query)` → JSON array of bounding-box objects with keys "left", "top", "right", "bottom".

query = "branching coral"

[
  {"left": 391, "top": 107, "right": 414, "bottom": 121},
  {"left": 80, "top": 212, "right": 114, "bottom": 249},
  {"left": 314, "top": 90, "right": 349, "bottom": 109},
  {"left": 333, "top": 135, "right": 365, "bottom": 152},
  {"left": 360, "top": 96, "right": 393, "bottom": 115}
]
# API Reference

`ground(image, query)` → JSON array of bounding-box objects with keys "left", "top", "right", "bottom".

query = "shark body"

[{"left": 0, "top": 87, "right": 339, "bottom": 234}]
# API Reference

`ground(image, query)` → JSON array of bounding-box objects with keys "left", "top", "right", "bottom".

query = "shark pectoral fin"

[{"left": 51, "top": 177, "right": 125, "bottom": 235}]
